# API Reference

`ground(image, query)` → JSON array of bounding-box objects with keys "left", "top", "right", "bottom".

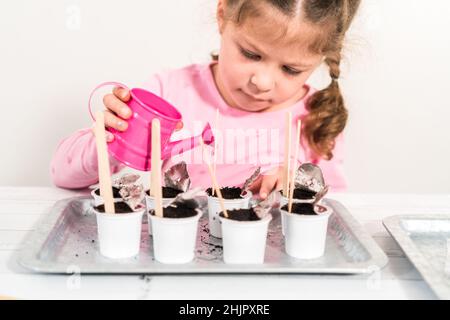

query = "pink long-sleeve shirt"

[{"left": 50, "top": 62, "right": 347, "bottom": 191}]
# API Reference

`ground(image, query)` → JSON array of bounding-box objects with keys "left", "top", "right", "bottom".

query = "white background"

[{"left": 0, "top": 0, "right": 449, "bottom": 193}]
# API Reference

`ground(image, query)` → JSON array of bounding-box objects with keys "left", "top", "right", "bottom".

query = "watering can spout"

[{"left": 162, "top": 123, "right": 215, "bottom": 159}]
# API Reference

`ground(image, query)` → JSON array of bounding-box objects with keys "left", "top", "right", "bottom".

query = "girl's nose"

[{"left": 250, "top": 73, "right": 274, "bottom": 93}]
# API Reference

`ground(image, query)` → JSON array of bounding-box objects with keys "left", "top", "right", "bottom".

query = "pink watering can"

[{"left": 88, "top": 82, "right": 214, "bottom": 171}]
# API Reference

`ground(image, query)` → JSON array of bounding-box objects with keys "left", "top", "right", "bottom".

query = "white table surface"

[{"left": 1, "top": 187, "right": 449, "bottom": 300}]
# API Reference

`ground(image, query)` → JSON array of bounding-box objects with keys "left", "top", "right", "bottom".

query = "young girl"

[{"left": 51, "top": 0, "right": 361, "bottom": 199}]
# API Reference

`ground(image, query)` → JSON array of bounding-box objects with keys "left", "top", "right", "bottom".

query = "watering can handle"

[{"left": 88, "top": 82, "right": 130, "bottom": 121}]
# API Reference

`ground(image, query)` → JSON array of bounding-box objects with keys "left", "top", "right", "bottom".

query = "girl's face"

[{"left": 214, "top": 3, "right": 323, "bottom": 112}]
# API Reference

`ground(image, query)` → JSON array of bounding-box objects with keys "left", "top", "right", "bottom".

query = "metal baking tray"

[
  {"left": 18, "top": 196, "right": 388, "bottom": 274},
  {"left": 383, "top": 215, "right": 450, "bottom": 300}
]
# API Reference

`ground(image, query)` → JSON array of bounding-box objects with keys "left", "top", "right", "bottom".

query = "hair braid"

[{"left": 303, "top": 0, "right": 359, "bottom": 160}]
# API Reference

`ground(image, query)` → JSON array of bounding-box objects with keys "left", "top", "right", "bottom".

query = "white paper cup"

[
  {"left": 280, "top": 196, "right": 315, "bottom": 236},
  {"left": 207, "top": 192, "right": 251, "bottom": 239},
  {"left": 219, "top": 214, "right": 272, "bottom": 264},
  {"left": 282, "top": 205, "right": 332, "bottom": 260},
  {"left": 145, "top": 195, "right": 175, "bottom": 236},
  {"left": 149, "top": 210, "right": 201, "bottom": 264},
  {"left": 94, "top": 205, "right": 144, "bottom": 259},
  {"left": 91, "top": 189, "right": 122, "bottom": 207}
]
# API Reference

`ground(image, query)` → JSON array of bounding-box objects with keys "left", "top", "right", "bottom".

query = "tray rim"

[
  {"left": 383, "top": 214, "right": 450, "bottom": 300},
  {"left": 18, "top": 196, "right": 388, "bottom": 275}
]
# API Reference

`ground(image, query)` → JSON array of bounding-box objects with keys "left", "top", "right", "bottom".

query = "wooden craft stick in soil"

[
  {"left": 200, "top": 137, "right": 228, "bottom": 218},
  {"left": 212, "top": 109, "right": 220, "bottom": 196},
  {"left": 288, "top": 120, "right": 302, "bottom": 213},
  {"left": 282, "top": 112, "right": 292, "bottom": 197},
  {"left": 94, "top": 111, "right": 115, "bottom": 214},
  {"left": 151, "top": 119, "right": 163, "bottom": 218}
]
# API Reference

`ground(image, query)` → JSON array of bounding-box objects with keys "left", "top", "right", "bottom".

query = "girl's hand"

[
  {"left": 248, "top": 167, "right": 284, "bottom": 200},
  {"left": 101, "top": 87, "right": 132, "bottom": 142},
  {"left": 100, "top": 87, "right": 183, "bottom": 142}
]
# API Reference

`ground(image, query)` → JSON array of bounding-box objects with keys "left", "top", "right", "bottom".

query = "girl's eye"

[
  {"left": 282, "top": 66, "right": 302, "bottom": 76},
  {"left": 241, "top": 48, "right": 261, "bottom": 61}
]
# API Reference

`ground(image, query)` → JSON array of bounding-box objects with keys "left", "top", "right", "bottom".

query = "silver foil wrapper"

[
  {"left": 313, "top": 185, "right": 329, "bottom": 206},
  {"left": 118, "top": 183, "right": 145, "bottom": 211},
  {"left": 294, "top": 163, "right": 325, "bottom": 193},
  {"left": 164, "top": 161, "right": 191, "bottom": 192},
  {"left": 113, "top": 173, "right": 145, "bottom": 211},
  {"left": 113, "top": 173, "right": 141, "bottom": 188},
  {"left": 164, "top": 188, "right": 207, "bottom": 210},
  {"left": 253, "top": 190, "right": 281, "bottom": 220},
  {"left": 241, "top": 167, "right": 261, "bottom": 196}
]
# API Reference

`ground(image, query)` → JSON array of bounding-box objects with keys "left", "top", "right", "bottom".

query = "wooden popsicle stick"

[
  {"left": 282, "top": 112, "right": 292, "bottom": 197},
  {"left": 288, "top": 120, "right": 302, "bottom": 213},
  {"left": 149, "top": 135, "right": 155, "bottom": 198},
  {"left": 212, "top": 109, "right": 220, "bottom": 196},
  {"left": 94, "top": 111, "right": 115, "bottom": 214},
  {"left": 151, "top": 119, "right": 163, "bottom": 218},
  {"left": 200, "top": 137, "right": 228, "bottom": 218}
]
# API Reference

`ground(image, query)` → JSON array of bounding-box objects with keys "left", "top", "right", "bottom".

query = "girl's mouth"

[{"left": 240, "top": 89, "right": 270, "bottom": 103}]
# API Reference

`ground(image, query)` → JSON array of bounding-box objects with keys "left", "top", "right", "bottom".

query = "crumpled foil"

[
  {"left": 164, "top": 161, "right": 191, "bottom": 192},
  {"left": 241, "top": 167, "right": 261, "bottom": 196},
  {"left": 114, "top": 173, "right": 145, "bottom": 211},
  {"left": 312, "top": 185, "right": 329, "bottom": 206},
  {"left": 253, "top": 189, "right": 281, "bottom": 220},
  {"left": 295, "top": 163, "right": 325, "bottom": 193},
  {"left": 119, "top": 184, "right": 145, "bottom": 211},
  {"left": 164, "top": 187, "right": 207, "bottom": 210},
  {"left": 113, "top": 173, "right": 141, "bottom": 188}
]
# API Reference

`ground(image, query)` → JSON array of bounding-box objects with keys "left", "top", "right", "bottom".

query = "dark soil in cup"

[
  {"left": 206, "top": 187, "right": 244, "bottom": 199},
  {"left": 281, "top": 203, "right": 317, "bottom": 216},
  {"left": 219, "top": 208, "right": 260, "bottom": 221},
  {"left": 280, "top": 188, "right": 316, "bottom": 200},
  {"left": 95, "top": 201, "right": 133, "bottom": 214},
  {"left": 94, "top": 186, "right": 121, "bottom": 198},
  {"left": 146, "top": 187, "right": 183, "bottom": 198},
  {"left": 150, "top": 204, "right": 198, "bottom": 219}
]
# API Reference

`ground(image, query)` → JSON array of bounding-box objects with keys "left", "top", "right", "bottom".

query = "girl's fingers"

[
  {"left": 259, "top": 174, "right": 279, "bottom": 200},
  {"left": 113, "top": 86, "right": 131, "bottom": 102},
  {"left": 103, "top": 93, "right": 132, "bottom": 119},
  {"left": 275, "top": 179, "right": 283, "bottom": 191},
  {"left": 274, "top": 167, "right": 284, "bottom": 191},
  {"left": 248, "top": 176, "right": 263, "bottom": 194},
  {"left": 104, "top": 110, "right": 128, "bottom": 132}
]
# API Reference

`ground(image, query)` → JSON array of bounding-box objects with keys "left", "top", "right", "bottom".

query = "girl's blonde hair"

[{"left": 221, "top": 0, "right": 361, "bottom": 160}]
